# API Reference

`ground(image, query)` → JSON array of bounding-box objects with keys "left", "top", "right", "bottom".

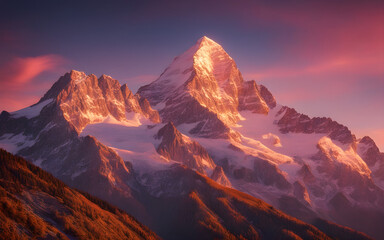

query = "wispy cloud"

[
  {"left": 0, "top": 55, "right": 66, "bottom": 86},
  {"left": 0, "top": 54, "right": 68, "bottom": 112}
]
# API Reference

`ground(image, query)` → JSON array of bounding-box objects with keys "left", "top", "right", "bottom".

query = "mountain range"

[{"left": 0, "top": 36, "right": 383, "bottom": 239}]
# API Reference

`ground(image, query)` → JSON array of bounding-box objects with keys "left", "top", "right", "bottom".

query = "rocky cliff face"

[
  {"left": 156, "top": 122, "right": 216, "bottom": 174},
  {"left": 276, "top": 106, "right": 356, "bottom": 144},
  {"left": 154, "top": 122, "right": 232, "bottom": 187},
  {"left": 138, "top": 36, "right": 272, "bottom": 139},
  {"left": 39, "top": 70, "right": 159, "bottom": 133},
  {"left": 238, "top": 80, "right": 270, "bottom": 113}
]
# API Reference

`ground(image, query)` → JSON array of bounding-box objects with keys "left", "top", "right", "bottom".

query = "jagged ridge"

[{"left": 40, "top": 70, "right": 159, "bottom": 132}]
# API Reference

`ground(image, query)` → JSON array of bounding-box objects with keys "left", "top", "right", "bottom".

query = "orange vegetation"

[{"left": 0, "top": 148, "right": 158, "bottom": 240}]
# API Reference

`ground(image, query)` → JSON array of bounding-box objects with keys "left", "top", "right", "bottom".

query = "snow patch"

[
  {"left": 81, "top": 122, "right": 169, "bottom": 173},
  {"left": 11, "top": 99, "right": 53, "bottom": 119},
  {"left": 0, "top": 133, "right": 36, "bottom": 153},
  {"left": 262, "top": 133, "right": 282, "bottom": 147},
  {"left": 71, "top": 168, "right": 88, "bottom": 180},
  {"left": 236, "top": 108, "right": 326, "bottom": 157},
  {"left": 103, "top": 112, "right": 143, "bottom": 127}
]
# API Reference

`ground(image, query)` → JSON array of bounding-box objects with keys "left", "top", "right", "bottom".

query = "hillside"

[{"left": 0, "top": 148, "right": 158, "bottom": 240}]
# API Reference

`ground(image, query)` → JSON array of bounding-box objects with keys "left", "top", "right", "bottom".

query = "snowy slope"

[
  {"left": 11, "top": 99, "right": 53, "bottom": 119},
  {"left": 81, "top": 121, "right": 168, "bottom": 172}
]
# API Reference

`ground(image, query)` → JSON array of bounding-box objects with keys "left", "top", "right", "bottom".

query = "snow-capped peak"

[
  {"left": 197, "top": 36, "right": 222, "bottom": 47},
  {"left": 138, "top": 36, "right": 271, "bottom": 138},
  {"left": 193, "top": 37, "right": 235, "bottom": 86},
  {"left": 138, "top": 36, "right": 231, "bottom": 105}
]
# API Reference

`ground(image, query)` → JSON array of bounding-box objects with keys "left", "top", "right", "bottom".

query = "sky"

[{"left": 0, "top": 0, "right": 383, "bottom": 150}]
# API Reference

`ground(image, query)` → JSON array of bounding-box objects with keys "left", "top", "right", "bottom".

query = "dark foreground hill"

[{"left": 0, "top": 148, "right": 158, "bottom": 240}]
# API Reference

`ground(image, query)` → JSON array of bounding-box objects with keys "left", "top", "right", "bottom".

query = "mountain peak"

[
  {"left": 198, "top": 35, "right": 211, "bottom": 42},
  {"left": 138, "top": 36, "right": 272, "bottom": 137},
  {"left": 195, "top": 36, "right": 228, "bottom": 62},
  {"left": 69, "top": 70, "right": 87, "bottom": 83},
  {"left": 197, "top": 36, "right": 220, "bottom": 47},
  {"left": 193, "top": 36, "right": 233, "bottom": 83},
  {"left": 99, "top": 74, "right": 113, "bottom": 80},
  {"left": 138, "top": 36, "right": 234, "bottom": 106},
  {"left": 69, "top": 69, "right": 85, "bottom": 75},
  {"left": 39, "top": 70, "right": 87, "bottom": 102}
]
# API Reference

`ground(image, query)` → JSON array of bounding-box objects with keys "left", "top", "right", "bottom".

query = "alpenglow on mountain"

[{"left": 0, "top": 36, "right": 383, "bottom": 239}]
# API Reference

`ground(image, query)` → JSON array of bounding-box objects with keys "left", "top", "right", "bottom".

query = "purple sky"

[{"left": 0, "top": 0, "right": 383, "bottom": 150}]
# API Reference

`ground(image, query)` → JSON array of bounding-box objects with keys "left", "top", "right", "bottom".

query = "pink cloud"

[
  {"left": 243, "top": 60, "right": 365, "bottom": 104},
  {"left": 0, "top": 55, "right": 68, "bottom": 112},
  {"left": 236, "top": 1, "right": 383, "bottom": 106},
  {"left": 0, "top": 94, "right": 40, "bottom": 112},
  {"left": 242, "top": 8, "right": 383, "bottom": 104},
  {"left": 0, "top": 55, "right": 66, "bottom": 86},
  {"left": 244, "top": 55, "right": 381, "bottom": 80},
  {"left": 239, "top": 0, "right": 383, "bottom": 76}
]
